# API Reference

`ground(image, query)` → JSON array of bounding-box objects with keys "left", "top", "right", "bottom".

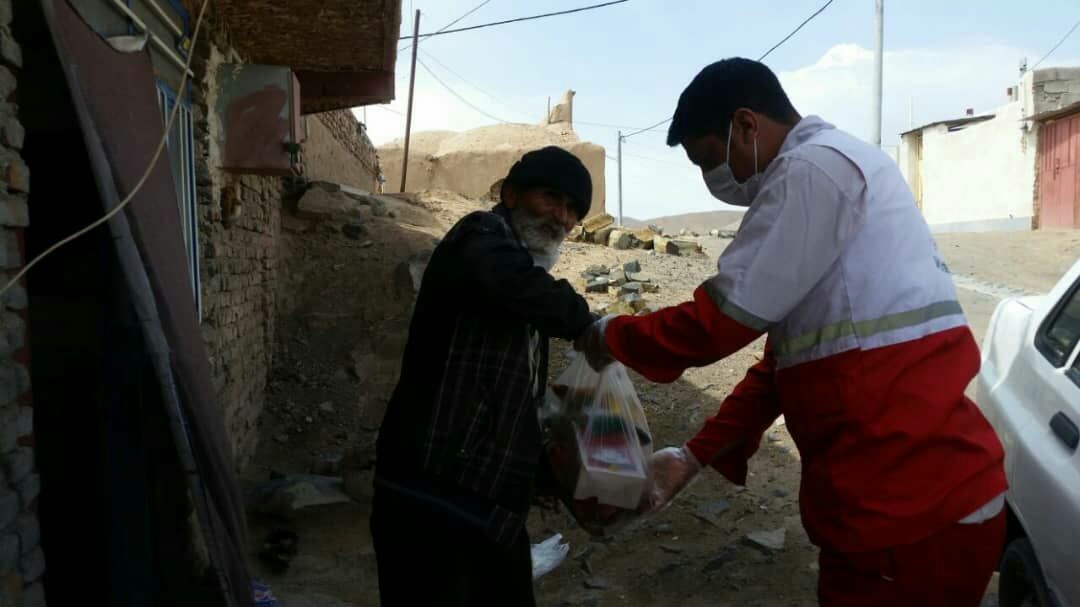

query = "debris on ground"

[
  {"left": 744, "top": 528, "right": 787, "bottom": 554},
  {"left": 247, "top": 475, "right": 353, "bottom": 519}
]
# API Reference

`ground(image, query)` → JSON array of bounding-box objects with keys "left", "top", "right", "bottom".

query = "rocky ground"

[{"left": 240, "top": 190, "right": 1079, "bottom": 607}]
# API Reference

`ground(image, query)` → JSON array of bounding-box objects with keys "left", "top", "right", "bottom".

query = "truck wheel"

[{"left": 999, "top": 538, "right": 1051, "bottom": 607}]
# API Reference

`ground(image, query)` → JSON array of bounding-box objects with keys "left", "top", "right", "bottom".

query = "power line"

[
  {"left": 622, "top": 0, "right": 836, "bottom": 141},
  {"left": 758, "top": 0, "right": 836, "bottom": 61},
  {"left": 1032, "top": 16, "right": 1080, "bottom": 70},
  {"left": 419, "top": 48, "right": 534, "bottom": 120},
  {"left": 399, "top": 0, "right": 630, "bottom": 41},
  {"left": 400, "top": 0, "right": 495, "bottom": 53},
  {"left": 417, "top": 56, "right": 514, "bottom": 123},
  {"left": 372, "top": 104, "right": 405, "bottom": 118}
]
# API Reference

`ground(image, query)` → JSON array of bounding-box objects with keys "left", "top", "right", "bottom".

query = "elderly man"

[{"left": 371, "top": 146, "right": 596, "bottom": 606}]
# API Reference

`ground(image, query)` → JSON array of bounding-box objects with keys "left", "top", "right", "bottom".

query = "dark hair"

[
  {"left": 502, "top": 146, "right": 592, "bottom": 219},
  {"left": 667, "top": 58, "right": 800, "bottom": 146}
]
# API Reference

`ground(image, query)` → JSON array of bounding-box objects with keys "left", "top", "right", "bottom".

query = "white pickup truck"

[{"left": 977, "top": 258, "right": 1080, "bottom": 607}]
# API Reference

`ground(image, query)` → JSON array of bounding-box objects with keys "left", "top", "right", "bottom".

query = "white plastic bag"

[
  {"left": 530, "top": 534, "right": 569, "bottom": 579},
  {"left": 542, "top": 355, "right": 652, "bottom": 532}
]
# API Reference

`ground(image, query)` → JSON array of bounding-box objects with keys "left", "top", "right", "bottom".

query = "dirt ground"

[{"left": 242, "top": 195, "right": 1078, "bottom": 607}]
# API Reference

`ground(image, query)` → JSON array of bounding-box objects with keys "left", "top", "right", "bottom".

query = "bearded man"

[{"left": 370, "top": 146, "right": 598, "bottom": 606}]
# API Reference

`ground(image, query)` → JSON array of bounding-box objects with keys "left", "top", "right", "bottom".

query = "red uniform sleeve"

[
  {"left": 603, "top": 285, "right": 763, "bottom": 383},
  {"left": 684, "top": 345, "right": 781, "bottom": 485}
]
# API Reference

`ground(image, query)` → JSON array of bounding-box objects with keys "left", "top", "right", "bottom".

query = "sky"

[{"left": 355, "top": 0, "right": 1080, "bottom": 221}]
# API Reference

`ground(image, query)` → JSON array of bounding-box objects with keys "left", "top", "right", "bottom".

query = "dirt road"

[{"left": 244, "top": 196, "right": 1078, "bottom": 607}]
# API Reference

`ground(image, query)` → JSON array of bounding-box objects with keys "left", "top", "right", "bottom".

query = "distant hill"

[{"left": 622, "top": 210, "right": 745, "bottom": 234}]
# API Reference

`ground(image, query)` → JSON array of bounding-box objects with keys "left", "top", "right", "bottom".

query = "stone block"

[
  {"left": 608, "top": 229, "right": 634, "bottom": 250},
  {"left": 11, "top": 515, "right": 37, "bottom": 556},
  {"left": 585, "top": 277, "right": 610, "bottom": 293},
  {"left": 665, "top": 239, "right": 702, "bottom": 256},
  {"left": 1042, "top": 80, "right": 1071, "bottom": 94},
  {"left": 1, "top": 449, "right": 31, "bottom": 484},
  {"left": 0, "top": 117, "right": 21, "bottom": 150},
  {"left": 3, "top": 158, "right": 26, "bottom": 193},
  {"left": 0, "top": 67, "right": 11, "bottom": 101},
  {"left": 0, "top": 2, "right": 10, "bottom": 27},
  {"left": 581, "top": 213, "right": 614, "bottom": 233},
  {"left": 591, "top": 226, "right": 614, "bottom": 246},
  {"left": 17, "top": 547, "right": 42, "bottom": 582},
  {"left": 623, "top": 261, "right": 641, "bottom": 274},
  {"left": 0, "top": 532, "right": 15, "bottom": 572},
  {"left": 1, "top": 281, "right": 24, "bottom": 310},
  {"left": 0, "top": 231, "right": 19, "bottom": 270},
  {"left": 0, "top": 487, "right": 14, "bottom": 530},
  {"left": 0, "top": 29, "right": 18, "bottom": 69},
  {"left": 14, "top": 474, "right": 36, "bottom": 508}
]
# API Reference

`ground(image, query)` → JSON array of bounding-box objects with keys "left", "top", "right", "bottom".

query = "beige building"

[{"left": 379, "top": 93, "right": 607, "bottom": 218}]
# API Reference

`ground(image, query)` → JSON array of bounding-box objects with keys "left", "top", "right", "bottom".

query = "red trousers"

[{"left": 817, "top": 512, "right": 1006, "bottom": 606}]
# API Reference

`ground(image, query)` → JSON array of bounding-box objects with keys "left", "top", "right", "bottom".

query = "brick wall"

[
  {"left": 192, "top": 22, "right": 282, "bottom": 469},
  {"left": 0, "top": 1, "right": 44, "bottom": 603},
  {"left": 301, "top": 110, "right": 380, "bottom": 191}
]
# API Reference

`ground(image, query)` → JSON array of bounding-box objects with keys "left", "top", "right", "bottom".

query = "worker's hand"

[
  {"left": 574, "top": 315, "right": 615, "bottom": 371},
  {"left": 641, "top": 445, "right": 701, "bottom": 514}
]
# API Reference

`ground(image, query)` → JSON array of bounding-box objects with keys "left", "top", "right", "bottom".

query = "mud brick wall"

[
  {"left": 302, "top": 109, "right": 380, "bottom": 191},
  {"left": 191, "top": 20, "right": 282, "bottom": 470},
  {"left": 0, "top": 1, "right": 45, "bottom": 603}
]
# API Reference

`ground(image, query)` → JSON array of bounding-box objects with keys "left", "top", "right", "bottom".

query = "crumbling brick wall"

[
  {"left": 191, "top": 21, "right": 282, "bottom": 469},
  {"left": 0, "top": 2, "right": 45, "bottom": 603},
  {"left": 301, "top": 110, "right": 380, "bottom": 191}
]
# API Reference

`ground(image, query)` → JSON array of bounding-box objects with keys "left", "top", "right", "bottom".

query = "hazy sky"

[{"left": 355, "top": 0, "right": 1080, "bottom": 220}]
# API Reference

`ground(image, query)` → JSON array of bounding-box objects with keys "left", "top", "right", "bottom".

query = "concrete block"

[{"left": 1042, "top": 80, "right": 1070, "bottom": 94}]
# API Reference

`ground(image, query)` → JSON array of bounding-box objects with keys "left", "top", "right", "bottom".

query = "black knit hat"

[{"left": 502, "top": 146, "right": 592, "bottom": 219}]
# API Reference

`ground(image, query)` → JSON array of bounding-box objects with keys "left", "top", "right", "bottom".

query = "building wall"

[
  {"left": 900, "top": 101, "right": 1036, "bottom": 233},
  {"left": 380, "top": 126, "right": 607, "bottom": 218},
  {"left": 301, "top": 110, "right": 380, "bottom": 191},
  {"left": 0, "top": 1, "right": 45, "bottom": 603},
  {"left": 192, "top": 25, "right": 282, "bottom": 469}
]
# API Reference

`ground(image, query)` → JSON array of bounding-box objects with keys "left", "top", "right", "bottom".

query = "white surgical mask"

[{"left": 702, "top": 122, "right": 762, "bottom": 207}]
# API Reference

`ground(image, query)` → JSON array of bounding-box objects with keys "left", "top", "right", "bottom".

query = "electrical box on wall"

[{"left": 216, "top": 64, "right": 303, "bottom": 175}]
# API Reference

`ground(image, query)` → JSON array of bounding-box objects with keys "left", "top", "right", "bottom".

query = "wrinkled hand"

[
  {"left": 574, "top": 316, "right": 615, "bottom": 371},
  {"left": 641, "top": 445, "right": 702, "bottom": 514}
]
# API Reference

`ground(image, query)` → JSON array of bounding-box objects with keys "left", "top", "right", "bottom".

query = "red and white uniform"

[{"left": 605, "top": 117, "right": 1006, "bottom": 557}]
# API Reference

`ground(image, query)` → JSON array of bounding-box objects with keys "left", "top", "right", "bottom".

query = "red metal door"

[{"left": 1038, "top": 114, "right": 1080, "bottom": 228}]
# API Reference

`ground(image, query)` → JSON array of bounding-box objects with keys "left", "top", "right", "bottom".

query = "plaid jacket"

[{"left": 375, "top": 206, "right": 593, "bottom": 546}]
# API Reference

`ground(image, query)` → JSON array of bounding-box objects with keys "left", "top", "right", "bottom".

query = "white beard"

[{"left": 511, "top": 208, "right": 565, "bottom": 272}]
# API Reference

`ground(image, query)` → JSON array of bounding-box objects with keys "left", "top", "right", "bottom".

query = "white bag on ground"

[{"left": 530, "top": 534, "right": 569, "bottom": 579}]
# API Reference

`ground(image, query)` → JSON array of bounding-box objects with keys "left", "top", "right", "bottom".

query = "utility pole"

[
  {"left": 617, "top": 131, "right": 623, "bottom": 226},
  {"left": 400, "top": 9, "right": 420, "bottom": 193},
  {"left": 873, "top": 0, "right": 884, "bottom": 147}
]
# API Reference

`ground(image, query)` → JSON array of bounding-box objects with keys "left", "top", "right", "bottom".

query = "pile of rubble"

[
  {"left": 569, "top": 213, "right": 704, "bottom": 256},
  {"left": 581, "top": 261, "right": 660, "bottom": 316}
]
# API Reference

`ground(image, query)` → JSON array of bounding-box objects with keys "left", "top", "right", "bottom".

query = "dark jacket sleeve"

[{"left": 444, "top": 212, "right": 593, "bottom": 340}]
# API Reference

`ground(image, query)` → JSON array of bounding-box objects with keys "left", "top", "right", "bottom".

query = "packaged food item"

[{"left": 541, "top": 356, "right": 652, "bottom": 535}]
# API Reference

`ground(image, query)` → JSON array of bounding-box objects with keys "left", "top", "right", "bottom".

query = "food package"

[{"left": 541, "top": 356, "right": 652, "bottom": 535}]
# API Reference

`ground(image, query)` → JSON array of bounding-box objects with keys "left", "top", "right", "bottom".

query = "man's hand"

[
  {"left": 574, "top": 316, "right": 615, "bottom": 371},
  {"left": 641, "top": 445, "right": 702, "bottom": 513}
]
